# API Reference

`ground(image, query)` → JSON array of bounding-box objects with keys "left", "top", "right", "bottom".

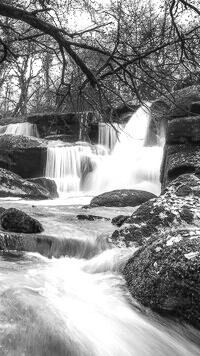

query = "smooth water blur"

[
  {"left": 98, "top": 122, "right": 123, "bottom": 151},
  {"left": 0, "top": 251, "right": 199, "bottom": 356},
  {"left": 0, "top": 123, "right": 39, "bottom": 137},
  {"left": 85, "top": 105, "right": 164, "bottom": 195},
  {"left": 0, "top": 200, "right": 199, "bottom": 356},
  {"left": 45, "top": 144, "right": 108, "bottom": 194}
]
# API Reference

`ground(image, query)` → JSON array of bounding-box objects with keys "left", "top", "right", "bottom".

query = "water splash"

[
  {"left": 45, "top": 144, "right": 108, "bottom": 195},
  {"left": 85, "top": 105, "right": 164, "bottom": 195},
  {"left": 0, "top": 122, "right": 39, "bottom": 137}
]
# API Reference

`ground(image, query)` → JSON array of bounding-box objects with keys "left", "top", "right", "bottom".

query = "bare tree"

[{"left": 0, "top": 0, "right": 199, "bottom": 117}]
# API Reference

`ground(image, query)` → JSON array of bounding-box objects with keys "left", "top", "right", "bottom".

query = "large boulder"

[
  {"left": 110, "top": 174, "right": 200, "bottom": 248},
  {"left": 0, "top": 134, "right": 47, "bottom": 178},
  {"left": 113, "top": 174, "right": 200, "bottom": 327},
  {"left": 124, "top": 227, "right": 200, "bottom": 328},
  {"left": 28, "top": 177, "right": 59, "bottom": 199},
  {"left": 0, "top": 168, "right": 53, "bottom": 199},
  {"left": 1, "top": 208, "right": 43, "bottom": 233},
  {"left": 88, "top": 189, "right": 156, "bottom": 208}
]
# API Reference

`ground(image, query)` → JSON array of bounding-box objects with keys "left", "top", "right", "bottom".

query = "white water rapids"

[
  {"left": 45, "top": 105, "right": 164, "bottom": 196},
  {"left": 0, "top": 107, "right": 199, "bottom": 354},
  {"left": 0, "top": 201, "right": 199, "bottom": 356}
]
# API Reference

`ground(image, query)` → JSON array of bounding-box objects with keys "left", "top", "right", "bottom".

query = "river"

[{"left": 0, "top": 197, "right": 199, "bottom": 356}]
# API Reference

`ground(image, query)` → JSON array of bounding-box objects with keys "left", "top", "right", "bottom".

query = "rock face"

[
  {"left": 0, "top": 134, "right": 47, "bottom": 178},
  {"left": 115, "top": 174, "right": 200, "bottom": 327},
  {"left": 1, "top": 208, "right": 43, "bottom": 233},
  {"left": 151, "top": 85, "right": 200, "bottom": 120},
  {"left": 0, "top": 168, "right": 53, "bottom": 199},
  {"left": 89, "top": 189, "right": 156, "bottom": 207}
]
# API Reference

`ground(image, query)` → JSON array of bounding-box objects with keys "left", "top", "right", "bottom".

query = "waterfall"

[
  {"left": 45, "top": 144, "right": 108, "bottom": 195},
  {"left": 85, "top": 104, "right": 164, "bottom": 195},
  {"left": 45, "top": 104, "right": 164, "bottom": 196},
  {"left": 0, "top": 122, "right": 39, "bottom": 137},
  {"left": 98, "top": 123, "right": 122, "bottom": 151}
]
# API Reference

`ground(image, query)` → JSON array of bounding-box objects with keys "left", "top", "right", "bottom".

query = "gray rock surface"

[
  {"left": 0, "top": 168, "right": 52, "bottom": 199},
  {"left": 89, "top": 189, "right": 156, "bottom": 208},
  {"left": 1, "top": 208, "right": 44, "bottom": 233}
]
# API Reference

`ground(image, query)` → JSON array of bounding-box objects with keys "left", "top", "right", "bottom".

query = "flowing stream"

[
  {"left": 0, "top": 200, "right": 199, "bottom": 356},
  {"left": 0, "top": 122, "right": 39, "bottom": 137},
  {"left": 0, "top": 106, "right": 199, "bottom": 354}
]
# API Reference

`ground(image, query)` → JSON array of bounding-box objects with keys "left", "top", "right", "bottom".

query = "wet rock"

[
  {"left": 77, "top": 214, "right": 110, "bottom": 221},
  {"left": 111, "top": 215, "right": 130, "bottom": 227},
  {"left": 1, "top": 208, "right": 43, "bottom": 233},
  {"left": 89, "top": 189, "right": 156, "bottom": 207},
  {"left": 166, "top": 116, "right": 200, "bottom": 144},
  {"left": 110, "top": 174, "right": 200, "bottom": 249},
  {"left": 0, "top": 168, "right": 52, "bottom": 199},
  {"left": 28, "top": 177, "right": 59, "bottom": 199},
  {"left": 0, "top": 134, "right": 47, "bottom": 178},
  {"left": 123, "top": 228, "right": 200, "bottom": 328}
]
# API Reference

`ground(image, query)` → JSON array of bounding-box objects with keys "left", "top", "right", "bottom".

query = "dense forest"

[{"left": 0, "top": 0, "right": 199, "bottom": 118}]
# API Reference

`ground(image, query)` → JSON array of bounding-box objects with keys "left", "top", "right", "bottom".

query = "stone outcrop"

[
  {"left": 124, "top": 227, "right": 200, "bottom": 328},
  {"left": 28, "top": 177, "right": 59, "bottom": 199},
  {"left": 88, "top": 189, "right": 156, "bottom": 208},
  {"left": 114, "top": 174, "right": 200, "bottom": 327},
  {"left": 1, "top": 208, "right": 44, "bottom": 233},
  {"left": 0, "top": 134, "right": 47, "bottom": 178},
  {"left": 151, "top": 85, "right": 200, "bottom": 120},
  {"left": 0, "top": 168, "right": 53, "bottom": 199}
]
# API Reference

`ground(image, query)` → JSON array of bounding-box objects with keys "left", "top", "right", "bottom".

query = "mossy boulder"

[
  {"left": 1, "top": 208, "right": 43, "bottom": 233},
  {"left": 123, "top": 227, "right": 200, "bottom": 328},
  {"left": 109, "top": 174, "right": 200, "bottom": 249},
  {"left": 89, "top": 189, "right": 156, "bottom": 208},
  {"left": 112, "top": 174, "right": 200, "bottom": 327}
]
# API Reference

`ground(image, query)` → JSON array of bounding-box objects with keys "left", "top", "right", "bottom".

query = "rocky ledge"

[
  {"left": 108, "top": 173, "right": 200, "bottom": 328},
  {"left": 0, "top": 168, "right": 58, "bottom": 200}
]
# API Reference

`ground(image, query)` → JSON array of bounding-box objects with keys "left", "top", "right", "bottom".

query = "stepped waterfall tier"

[
  {"left": 87, "top": 105, "right": 164, "bottom": 195},
  {"left": 98, "top": 122, "right": 122, "bottom": 151},
  {"left": 0, "top": 122, "right": 39, "bottom": 137},
  {"left": 45, "top": 144, "right": 108, "bottom": 195},
  {"left": 45, "top": 105, "right": 164, "bottom": 196}
]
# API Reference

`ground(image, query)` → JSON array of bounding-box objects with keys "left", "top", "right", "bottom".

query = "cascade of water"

[
  {"left": 45, "top": 144, "right": 108, "bottom": 194},
  {"left": 98, "top": 123, "right": 122, "bottom": 151},
  {"left": 0, "top": 122, "right": 39, "bottom": 137},
  {"left": 85, "top": 104, "right": 164, "bottom": 195}
]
